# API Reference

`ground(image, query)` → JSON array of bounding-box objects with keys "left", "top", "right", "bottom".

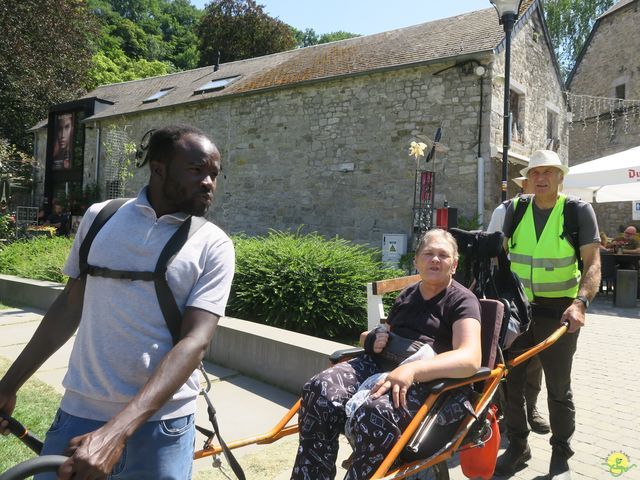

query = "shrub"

[
  {"left": 228, "top": 231, "right": 403, "bottom": 340},
  {"left": 0, "top": 236, "right": 73, "bottom": 282}
]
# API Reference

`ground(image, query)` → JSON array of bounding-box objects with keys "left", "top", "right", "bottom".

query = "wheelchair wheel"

[
  {"left": 405, "top": 460, "right": 449, "bottom": 480},
  {"left": 0, "top": 455, "right": 67, "bottom": 480}
]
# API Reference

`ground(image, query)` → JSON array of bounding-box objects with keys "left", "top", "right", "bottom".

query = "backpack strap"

[
  {"left": 505, "top": 195, "right": 531, "bottom": 249},
  {"left": 79, "top": 199, "right": 129, "bottom": 275},
  {"left": 154, "top": 216, "right": 208, "bottom": 346},
  {"left": 561, "top": 197, "right": 582, "bottom": 270}
]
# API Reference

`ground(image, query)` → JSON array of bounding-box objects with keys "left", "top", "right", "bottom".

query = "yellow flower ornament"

[{"left": 409, "top": 141, "right": 428, "bottom": 159}]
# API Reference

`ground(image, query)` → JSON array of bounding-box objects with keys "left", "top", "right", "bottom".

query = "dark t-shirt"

[
  {"left": 387, "top": 280, "right": 481, "bottom": 354},
  {"left": 503, "top": 195, "right": 599, "bottom": 246}
]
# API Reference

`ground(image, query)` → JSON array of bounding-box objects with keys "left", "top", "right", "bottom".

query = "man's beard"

[{"left": 162, "top": 180, "right": 210, "bottom": 217}]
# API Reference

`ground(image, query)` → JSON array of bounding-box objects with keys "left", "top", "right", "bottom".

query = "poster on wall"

[
  {"left": 52, "top": 112, "right": 74, "bottom": 170},
  {"left": 633, "top": 200, "right": 640, "bottom": 221}
]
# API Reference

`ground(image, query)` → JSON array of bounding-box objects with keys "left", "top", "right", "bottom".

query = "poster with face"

[{"left": 52, "top": 113, "right": 74, "bottom": 170}]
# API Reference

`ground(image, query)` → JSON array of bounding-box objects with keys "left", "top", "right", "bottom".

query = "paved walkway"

[{"left": 0, "top": 296, "right": 638, "bottom": 479}]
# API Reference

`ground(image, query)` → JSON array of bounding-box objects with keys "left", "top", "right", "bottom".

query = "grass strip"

[
  {"left": 0, "top": 356, "right": 61, "bottom": 473},
  {"left": 194, "top": 436, "right": 299, "bottom": 480}
]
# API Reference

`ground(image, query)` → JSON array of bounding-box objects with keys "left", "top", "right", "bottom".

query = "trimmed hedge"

[
  {"left": 227, "top": 231, "right": 403, "bottom": 339},
  {"left": 0, "top": 236, "right": 73, "bottom": 283},
  {"left": 0, "top": 231, "right": 403, "bottom": 339}
]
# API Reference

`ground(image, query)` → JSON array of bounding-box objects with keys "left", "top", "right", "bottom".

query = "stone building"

[
  {"left": 566, "top": 0, "right": 640, "bottom": 234},
  {"left": 30, "top": 0, "right": 567, "bottom": 248}
]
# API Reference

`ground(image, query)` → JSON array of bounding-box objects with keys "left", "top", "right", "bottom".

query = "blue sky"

[{"left": 190, "top": 1, "right": 494, "bottom": 36}]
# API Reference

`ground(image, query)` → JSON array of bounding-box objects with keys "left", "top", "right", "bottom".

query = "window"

[
  {"left": 510, "top": 90, "right": 524, "bottom": 143},
  {"left": 546, "top": 109, "right": 559, "bottom": 151},
  {"left": 193, "top": 76, "right": 239, "bottom": 95},
  {"left": 615, "top": 83, "right": 626, "bottom": 100},
  {"left": 142, "top": 87, "right": 174, "bottom": 103}
]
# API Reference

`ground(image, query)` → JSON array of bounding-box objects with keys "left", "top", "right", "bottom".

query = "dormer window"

[
  {"left": 193, "top": 76, "right": 239, "bottom": 95},
  {"left": 142, "top": 87, "right": 174, "bottom": 103}
]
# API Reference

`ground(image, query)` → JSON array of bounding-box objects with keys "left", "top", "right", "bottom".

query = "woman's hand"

[
  {"left": 369, "top": 363, "right": 416, "bottom": 410},
  {"left": 362, "top": 325, "right": 389, "bottom": 354}
]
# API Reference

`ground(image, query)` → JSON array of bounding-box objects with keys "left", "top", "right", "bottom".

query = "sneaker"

[
  {"left": 494, "top": 441, "right": 531, "bottom": 476},
  {"left": 549, "top": 448, "right": 571, "bottom": 480},
  {"left": 527, "top": 406, "right": 551, "bottom": 434}
]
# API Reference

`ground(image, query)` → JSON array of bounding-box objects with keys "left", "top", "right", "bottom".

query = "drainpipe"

[
  {"left": 94, "top": 123, "right": 101, "bottom": 191},
  {"left": 476, "top": 68, "right": 486, "bottom": 227},
  {"left": 31, "top": 132, "right": 38, "bottom": 206}
]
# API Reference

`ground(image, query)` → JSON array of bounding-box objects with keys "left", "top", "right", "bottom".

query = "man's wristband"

[{"left": 574, "top": 295, "right": 590, "bottom": 309}]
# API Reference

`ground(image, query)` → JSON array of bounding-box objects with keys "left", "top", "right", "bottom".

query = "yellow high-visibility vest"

[{"left": 509, "top": 194, "right": 580, "bottom": 301}]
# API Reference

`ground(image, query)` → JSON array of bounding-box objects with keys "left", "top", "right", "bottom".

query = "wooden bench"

[{"left": 366, "top": 274, "right": 420, "bottom": 329}]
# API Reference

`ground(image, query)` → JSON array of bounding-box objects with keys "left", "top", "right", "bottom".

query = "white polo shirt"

[{"left": 60, "top": 188, "right": 235, "bottom": 421}]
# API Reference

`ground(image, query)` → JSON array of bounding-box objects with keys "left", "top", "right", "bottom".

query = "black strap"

[
  {"left": 79, "top": 199, "right": 129, "bottom": 274},
  {"left": 506, "top": 196, "right": 530, "bottom": 249},
  {"left": 200, "top": 369, "right": 246, "bottom": 480},
  {"left": 85, "top": 266, "right": 158, "bottom": 281},
  {"left": 561, "top": 197, "right": 582, "bottom": 270},
  {"left": 153, "top": 216, "right": 207, "bottom": 346}
]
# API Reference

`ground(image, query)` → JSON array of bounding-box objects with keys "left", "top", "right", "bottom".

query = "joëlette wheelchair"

[{"left": 1, "top": 235, "right": 568, "bottom": 480}]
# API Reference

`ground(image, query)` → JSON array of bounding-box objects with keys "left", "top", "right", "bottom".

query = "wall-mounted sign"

[{"left": 52, "top": 112, "right": 74, "bottom": 170}]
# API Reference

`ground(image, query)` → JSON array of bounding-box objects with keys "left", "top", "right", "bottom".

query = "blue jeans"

[{"left": 35, "top": 409, "right": 195, "bottom": 479}]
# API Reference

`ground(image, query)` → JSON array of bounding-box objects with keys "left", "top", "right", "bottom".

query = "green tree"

[
  {"left": 318, "top": 31, "right": 360, "bottom": 44},
  {"left": 0, "top": 138, "right": 36, "bottom": 190},
  {"left": 197, "top": 0, "right": 297, "bottom": 65},
  {"left": 544, "top": 0, "right": 615, "bottom": 78},
  {"left": 86, "top": 0, "right": 201, "bottom": 87},
  {"left": 294, "top": 28, "right": 318, "bottom": 48},
  {"left": 293, "top": 28, "right": 360, "bottom": 48},
  {"left": 0, "top": 0, "right": 97, "bottom": 151}
]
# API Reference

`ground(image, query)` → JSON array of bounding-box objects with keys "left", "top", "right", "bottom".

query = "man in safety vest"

[{"left": 494, "top": 150, "right": 601, "bottom": 480}]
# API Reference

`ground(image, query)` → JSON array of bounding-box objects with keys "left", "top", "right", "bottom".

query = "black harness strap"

[
  {"left": 153, "top": 215, "right": 207, "bottom": 346},
  {"left": 79, "top": 198, "right": 129, "bottom": 275},
  {"left": 85, "top": 266, "right": 157, "bottom": 281}
]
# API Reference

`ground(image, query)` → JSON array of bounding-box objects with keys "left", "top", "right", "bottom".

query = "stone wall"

[
  {"left": 569, "top": 3, "right": 639, "bottom": 100},
  {"left": 487, "top": 11, "right": 569, "bottom": 214},
  {"left": 89, "top": 62, "right": 492, "bottom": 247},
  {"left": 568, "top": 2, "right": 640, "bottom": 235}
]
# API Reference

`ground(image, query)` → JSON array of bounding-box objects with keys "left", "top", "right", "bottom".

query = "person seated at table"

[
  {"left": 44, "top": 202, "right": 69, "bottom": 236},
  {"left": 290, "top": 229, "right": 482, "bottom": 480},
  {"left": 620, "top": 226, "right": 639, "bottom": 254}
]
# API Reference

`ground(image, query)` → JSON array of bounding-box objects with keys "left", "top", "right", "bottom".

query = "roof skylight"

[
  {"left": 193, "top": 76, "right": 239, "bottom": 95},
  {"left": 142, "top": 87, "right": 174, "bottom": 103}
]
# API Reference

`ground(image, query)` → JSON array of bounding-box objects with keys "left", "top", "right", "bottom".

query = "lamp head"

[{"left": 490, "top": 0, "right": 523, "bottom": 20}]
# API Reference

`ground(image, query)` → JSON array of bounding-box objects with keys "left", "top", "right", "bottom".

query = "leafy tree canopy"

[
  {"left": 0, "top": 0, "right": 97, "bottom": 151},
  {"left": 197, "top": 0, "right": 297, "bottom": 65},
  {"left": 544, "top": 0, "right": 615, "bottom": 79},
  {"left": 293, "top": 28, "right": 360, "bottom": 48},
  {"left": 86, "top": 0, "right": 202, "bottom": 87}
]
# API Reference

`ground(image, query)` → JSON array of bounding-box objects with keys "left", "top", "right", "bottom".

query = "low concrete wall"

[
  {"left": 0, "top": 275, "right": 349, "bottom": 394},
  {"left": 0, "top": 274, "right": 64, "bottom": 311},
  {"left": 208, "top": 317, "right": 349, "bottom": 394}
]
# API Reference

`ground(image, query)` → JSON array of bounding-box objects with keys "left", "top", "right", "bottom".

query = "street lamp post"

[{"left": 491, "top": 0, "right": 522, "bottom": 201}]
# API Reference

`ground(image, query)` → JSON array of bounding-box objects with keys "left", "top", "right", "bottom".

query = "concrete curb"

[{"left": 0, "top": 275, "right": 349, "bottom": 394}]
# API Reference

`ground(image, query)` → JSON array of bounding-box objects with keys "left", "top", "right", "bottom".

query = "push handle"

[
  {"left": 0, "top": 455, "right": 67, "bottom": 480},
  {"left": 0, "top": 413, "right": 44, "bottom": 454}
]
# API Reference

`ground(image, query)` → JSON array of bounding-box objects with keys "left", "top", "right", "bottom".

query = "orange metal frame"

[{"left": 193, "top": 323, "right": 568, "bottom": 478}]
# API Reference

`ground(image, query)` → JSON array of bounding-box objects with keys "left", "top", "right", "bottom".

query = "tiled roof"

[{"left": 78, "top": 5, "right": 529, "bottom": 121}]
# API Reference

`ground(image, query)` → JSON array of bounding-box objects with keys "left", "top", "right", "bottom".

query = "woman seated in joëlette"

[{"left": 290, "top": 229, "right": 482, "bottom": 480}]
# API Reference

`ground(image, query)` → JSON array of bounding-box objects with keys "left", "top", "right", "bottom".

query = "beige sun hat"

[
  {"left": 520, "top": 150, "right": 570, "bottom": 177},
  {"left": 512, "top": 176, "right": 527, "bottom": 188}
]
